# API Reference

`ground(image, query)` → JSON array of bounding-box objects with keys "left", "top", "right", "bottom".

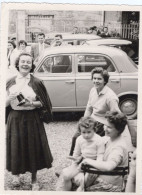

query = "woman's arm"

[
  {"left": 108, "top": 99, "right": 121, "bottom": 113},
  {"left": 22, "top": 99, "right": 42, "bottom": 108},
  {"left": 125, "top": 150, "right": 136, "bottom": 192},
  {"left": 81, "top": 146, "right": 124, "bottom": 171},
  {"left": 84, "top": 89, "right": 93, "bottom": 117},
  {"left": 81, "top": 158, "right": 117, "bottom": 171},
  {"left": 84, "top": 106, "right": 93, "bottom": 117}
]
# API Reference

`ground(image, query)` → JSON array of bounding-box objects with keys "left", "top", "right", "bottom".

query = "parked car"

[
  {"left": 83, "top": 38, "right": 139, "bottom": 65},
  {"left": 34, "top": 45, "right": 138, "bottom": 119},
  {"left": 45, "top": 33, "right": 101, "bottom": 45}
]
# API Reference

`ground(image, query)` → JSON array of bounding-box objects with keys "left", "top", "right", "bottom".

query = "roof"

[
  {"left": 40, "top": 45, "right": 128, "bottom": 57},
  {"left": 84, "top": 39, "right": 132, "bottom": 45},
  {"left": 45, "top": 33, "right": 101, "bottom": 40},
  {"left": 38, "top": 45, "right": 137, "bottom": 73}
]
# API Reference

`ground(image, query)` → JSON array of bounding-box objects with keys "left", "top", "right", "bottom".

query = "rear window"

[{"left": 77, "top": 55, "right": 116, "bottom": 73}]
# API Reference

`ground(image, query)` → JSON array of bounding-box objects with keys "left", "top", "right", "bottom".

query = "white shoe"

[
  {"left": 32, "top": 183, "right": 40, "bottom": 191},
  {"left": 12, "top": 175, "right": 20, "bottom": 187}
]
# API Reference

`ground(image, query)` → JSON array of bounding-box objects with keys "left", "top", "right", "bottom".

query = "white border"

[{"left": 1, "top": 3, "right": 142, "bottom": 195}]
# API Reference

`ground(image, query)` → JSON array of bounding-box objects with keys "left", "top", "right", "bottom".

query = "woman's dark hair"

[
  {"left": 8, "top": 41, "right": 16, "bottom": 49},
  {"left": 105, "top": 111, "right": 127, "bottom": 134},
  {"left": 78, "top": 116, "right": 97, "bottom": 133},
  {"left": 15, "top": 52, "right": 35, "bottom": 73},
  {"left": 18, "top": 40, "right": 27, "bottom": 47},
  {"left": 91, "top": 67, "right": 109, "bottom": 85}
]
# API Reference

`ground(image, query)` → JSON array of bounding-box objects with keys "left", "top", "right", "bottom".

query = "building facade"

[{"left": 8, "top": 10, "right": 139, "bottom": 43}]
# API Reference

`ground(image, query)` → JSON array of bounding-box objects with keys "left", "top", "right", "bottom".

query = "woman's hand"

[
  {"left": 67, "top": 156, "right": 83, "bottom": 164},
  {"left": 9, "top": 92, "right": 18, "bottom": 101},
  {"left": 21, "top": 98, "right": 33, "bottom": 107},
  {"left": 6, "top": 92, "right": 17, "bottom": 106}
]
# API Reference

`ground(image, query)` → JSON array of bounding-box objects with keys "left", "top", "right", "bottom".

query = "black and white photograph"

[{"left": 0, "top": 3, "right": 141, "bottom": 194}]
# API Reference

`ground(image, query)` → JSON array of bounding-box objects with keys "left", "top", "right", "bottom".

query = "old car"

[
  {"left": 45, "top": 33, "right": 101, "bottom": 45},
  {"left": 83, "top": 38, "right": 139, "bottom": 64},
  {"left": 34, "top": 45, "right": 138, "bottom": 119}
]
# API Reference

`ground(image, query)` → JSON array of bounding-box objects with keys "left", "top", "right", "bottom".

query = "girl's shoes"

[{"left": 32, "top": 183, "right": 40, "bottom": 191}]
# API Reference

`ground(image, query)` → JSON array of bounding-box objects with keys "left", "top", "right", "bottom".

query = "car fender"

[{"left": 117, "top": 91, "right": 137, "bottom": 99}]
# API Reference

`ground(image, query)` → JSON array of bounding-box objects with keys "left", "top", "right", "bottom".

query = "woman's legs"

[
  {"left": 12, "top": 174, "right": 20, "bottom": 186},
  {"left": 32, "top": 171, "right": 40, "bottom": 190},
  {"left": 61, "top": 164, "right": 80, "bottom": 191},
  {"left": 74, "top": 172, "right": 85, "bottom": 191},
  {"left": 32, "top": 172, "right": 37, "bottom": 184}
]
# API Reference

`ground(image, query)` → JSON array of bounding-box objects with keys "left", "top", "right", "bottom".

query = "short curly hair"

[
  {"left": 91, "top": 67, "right": 109, "bottom": 85},
  {"left": 15, "top": 52, "right": 35, "bottom": 73},
  {"left": 105, "top": 111, "right": 127, "bottom": 134},
  {"left": 78, "top": 116, "right": 97, "bottom": 133}
]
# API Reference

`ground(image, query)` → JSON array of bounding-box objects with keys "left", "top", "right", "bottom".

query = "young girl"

[{"left": 59, "top": 116, "right": 105, "bottom": 191}]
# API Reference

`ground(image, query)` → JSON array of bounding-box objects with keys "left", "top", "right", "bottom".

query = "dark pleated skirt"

[{"left": 6, "top": 109, "right": 53, "bottom": 175}]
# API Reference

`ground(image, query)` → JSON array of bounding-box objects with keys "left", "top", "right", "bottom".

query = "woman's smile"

[
  {"left": 19, "top": 55, "right": 32, "bottom": 75},
  {"left": 93, "top": 73, "right": 105, "bottom": 91}
]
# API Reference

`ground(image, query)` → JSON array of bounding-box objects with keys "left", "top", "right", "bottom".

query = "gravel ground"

[{"left": 4, "top": 112, "right": 84, "bottom": 191}]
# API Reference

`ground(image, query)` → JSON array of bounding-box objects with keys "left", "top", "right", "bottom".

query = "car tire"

[{"left": 119, "top": 95, "right": 137, "bottom": 120}]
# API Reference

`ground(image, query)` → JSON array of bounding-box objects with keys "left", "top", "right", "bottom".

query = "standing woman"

[
  {"left": 7, "top": 40, "right": 19, "bottom": 76},
  {"left": 6, "top": 52, "right": 53, "bottom": 190},
  {"left": 70, "top": 67, "right": 121, "bottom": 155},
  {"left": 17, "top": 40, "right": 28, "bottom": 54},
  {"left": 7, "top": 41, "right": 17, "bottom": 67}
]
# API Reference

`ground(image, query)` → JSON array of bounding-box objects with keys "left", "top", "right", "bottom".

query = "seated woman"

[
  {"left": 80, "top": 111, "right": 128, "bottom": 192},
  {"left": 69, "top": 67, "right": 121, "bottom": 156}
]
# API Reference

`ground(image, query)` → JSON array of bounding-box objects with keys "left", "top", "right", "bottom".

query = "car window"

[
  {"left": 64, "top": 40, "right": 81, "bottom": 45},
  {"left": 38, "top": 55, "right": 72, "bottom": 73},
  {"left": 77, "top": 55, "right": 115, "bottom": 73}
]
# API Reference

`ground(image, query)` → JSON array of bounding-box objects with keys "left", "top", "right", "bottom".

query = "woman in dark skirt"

[{"left": 6, "top": 52, "right": 53, "bottom": 190}]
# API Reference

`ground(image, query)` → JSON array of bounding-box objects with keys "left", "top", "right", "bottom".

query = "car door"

[
  {"left": 75, "top": 54, "right": 121, "bottom": 109},
  {"left": 34, "top": 54, "right": 76, "bottom": 111}
]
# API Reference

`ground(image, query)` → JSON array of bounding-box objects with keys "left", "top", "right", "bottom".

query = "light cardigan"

[
  {"left": 8, "top": 73, "right": 36, "bottom": 110},
  {"left": 6, "top": 74, "right": 53, "bottom": 124}
]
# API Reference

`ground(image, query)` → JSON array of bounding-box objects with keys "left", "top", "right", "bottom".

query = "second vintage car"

[
  {"left": 34, "top": 45, "right": 138, "bottom": 119},
  {"left": 82, "top": 38, "right": 139, "bottom": 65}
]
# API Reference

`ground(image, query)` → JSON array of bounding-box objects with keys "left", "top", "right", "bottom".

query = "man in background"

[
  {"left": 31, "top": 32, "right": 49, "bottom": 64},
  {"left": 51, "top": 34, "right": 65, "bottom": 47}
]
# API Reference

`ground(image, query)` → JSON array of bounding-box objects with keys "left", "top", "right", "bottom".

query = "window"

[
  {"left": 38, "top": 55, "right": 72, "bottom": 73},
  {"left": 77, "top": 55, "right": 115, "bottom": 73}
]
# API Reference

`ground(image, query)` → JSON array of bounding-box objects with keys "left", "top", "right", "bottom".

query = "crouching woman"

[{"left": 81, "top": 111, "right": 128, "bottom": 192}]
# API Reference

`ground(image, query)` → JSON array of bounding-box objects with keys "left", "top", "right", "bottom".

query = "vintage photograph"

[{"left": 2, "top": 3, "right": 140, "bottom": 193}]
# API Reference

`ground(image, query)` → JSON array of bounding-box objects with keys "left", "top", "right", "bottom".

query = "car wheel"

[{"left": 119, "top": 96, "right": 137, "bottom": 120}]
